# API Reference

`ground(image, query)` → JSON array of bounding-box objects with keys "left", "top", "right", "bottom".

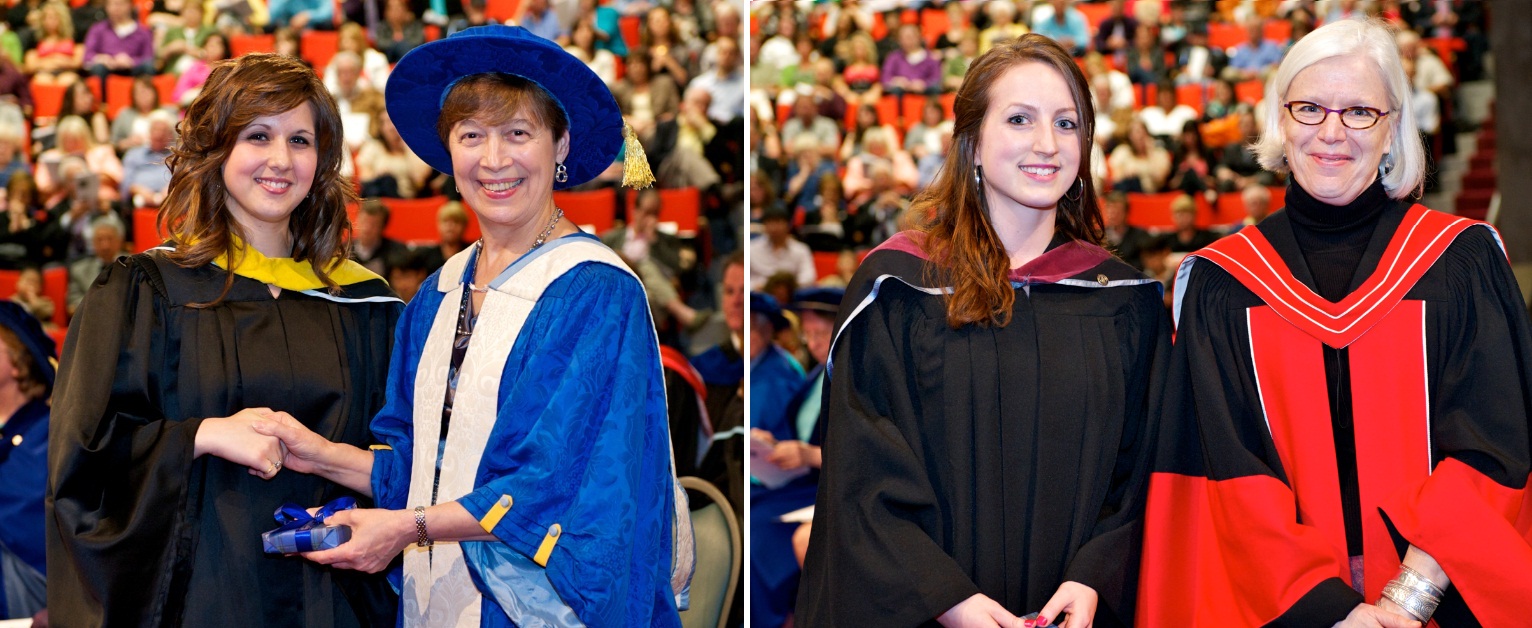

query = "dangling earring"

[
  {"left": 1063, "top": 177, "right": 1083, "bottom": 202},
  {"left": 555, "top": 162, "right": 569, "bottom": 184},
  {"left": 973, "top": 165, "right": 983, "bottom": 187},
  {"left": 1378, "top": 153, "right": 1395, "bottom": 177},
  {"left": 1282, "top": 154, "right": 1289, "bottom": 168}
]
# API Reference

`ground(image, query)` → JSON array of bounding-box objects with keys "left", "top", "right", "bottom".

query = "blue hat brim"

[
  {"left": 385, "top": 25, "right": 622, "bottom": 190},
  {"left": 0, "top": 302, "right": 55, "bottom": 390}
]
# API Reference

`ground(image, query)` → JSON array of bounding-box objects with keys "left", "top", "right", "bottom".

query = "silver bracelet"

[
  {"left": 1397, "top": 564, "right": 1445, "bottom": 598},
  {"left": 1381, "top": 576, "right": 1441, "bottom": 623},
  {"left": 414, "top": 506, "right": 433, "bottom": 547}
]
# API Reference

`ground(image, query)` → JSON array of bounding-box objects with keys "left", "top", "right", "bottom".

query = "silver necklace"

[{"left": 469, "top": 207, "right": 565, "bottom": 293}]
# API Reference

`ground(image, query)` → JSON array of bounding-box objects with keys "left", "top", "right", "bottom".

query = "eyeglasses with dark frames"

[{"left": 1283, "top": 101, "right": 1391, "bottom": 130}]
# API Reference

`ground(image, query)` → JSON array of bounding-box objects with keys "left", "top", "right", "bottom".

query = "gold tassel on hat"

[{"left": 622, "top": 121, "right": 656, "bottom": 189}]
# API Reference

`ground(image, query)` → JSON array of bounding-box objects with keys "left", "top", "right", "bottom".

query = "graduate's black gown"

[
  {"left": 797, "top": 232, "right": 1171, "bottom": 627},
  {"left": 47, "top": 251, "right": 402, "bottom": 627}
]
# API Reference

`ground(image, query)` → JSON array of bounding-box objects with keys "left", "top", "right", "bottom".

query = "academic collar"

[
  {"left": 1284, "top": 178, "right": 1390, "bottom": 234},
  {"left": 872, "top": 230, "right": 1114, "bottom": 287},
  {"left": 211, "top": 236, "right": 382, "bottom": 292}
]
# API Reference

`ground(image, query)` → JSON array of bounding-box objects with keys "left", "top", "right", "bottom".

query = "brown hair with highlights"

[
  {"left": 436, "top": 73, "right": 568, "bottom": 153},
  {"left": 159, "top": 53, "right": 355, "bottom": 307},
  {"left": 907, "top": 33, "right": 1103, "bottom": 328},
  {"left": 0, "top": 327, "right": 46, "bottom": 400}
]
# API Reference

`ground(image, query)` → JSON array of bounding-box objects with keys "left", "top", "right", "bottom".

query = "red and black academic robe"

[
  {"left": 798, "top": 231, "right": 1171, "bottom": 627},
  {"left": 1139, "top": 204, "right": 1532, "bottom": 627}
]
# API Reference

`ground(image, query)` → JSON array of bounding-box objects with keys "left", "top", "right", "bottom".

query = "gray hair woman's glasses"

[{"left": 1283, "top": 101, "right": 1391, "bottom": 130}]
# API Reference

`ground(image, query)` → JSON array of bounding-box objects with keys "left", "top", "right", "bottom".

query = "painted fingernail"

[{"left": 1038, "top": 617, "right": 1050, "bottom": 627}]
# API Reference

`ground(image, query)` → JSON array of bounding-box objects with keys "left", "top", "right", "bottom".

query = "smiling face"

[
  {"left": 222, "top": 103, "right": 318, "bottom": 237},
  {"left": 975, "top": 62, "right": 1082, "bottom": 217},
  {"left": 448, "top": 109, "right": 570, "bottom": 233},
  {"left": 1281, "top": 55, "right": 1394, "bottom": 206}
]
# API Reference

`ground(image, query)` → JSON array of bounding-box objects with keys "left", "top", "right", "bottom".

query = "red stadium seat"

[
  {"left": 424, "top": 24, "right": 441, "bottom": 41},
  {"left": 1126, "top": 192, "right": 1213, "bottom": 230},
  {"left": 104, "top": 74, "right": 135, "bottom": 120},
  {"left": 919, "top": 8, "right": 949, "bottom": 49},
  {"left": 1176, "top": 83, "right": 1206, "bottom": 116},
  {"left": 1076, "top": 2, "right": 1112, "bottom": 29},
  {"left": 1263, "top": 20, "right": 1292, "bottom": 44},
  {"left": 625, "top": 187, "right": 702, "bottom": 238},
  {"left": 153, "top": 72, "right": 177, "bottom": 106},
  {"left": 484, "top": 0, "right": 519, "bottom": 22},
  {"left": 30, "top": 81, "right": 67, "bottom": 120},
  {"left": 875, "top": 94, "right": 899, "bottom": 127},
  {"left": 347, "top": 198, "right": 483, "bottom": 246},
  {"left": 43, "top": 265, "right": 67, "bottom": 327},
  {"left": 1207, "top": 21, "right": 1247, "bottom": 50},
  {"left": 812, "top": 251, "right": 839, "bottom": 281},
  {"left": 229, "top": 33, "right": 276, "bottom": 57},
  {"left": 0, "top": 270, "right": 16, "bottom": 298},
  {"left": 1234, "top": 79, "right": 1264, "bottom": 104},
  {"left": 301, "top": 30, "right": 340, "bottom": 75},
  {"left": 132, "top": 208, "right": 166, "bottom": 253},
  {"left": 939, "top": 92, "right": 956, "bottom": 119},
  {"left": 554, "top": 188, "right": 618, "bottom": 234},
  {"left": 619, "top": 15, "right": 641, "bottom": 50}
]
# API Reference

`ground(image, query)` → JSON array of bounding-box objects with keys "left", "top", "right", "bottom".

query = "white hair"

[{"left": 1253, "top": 17, "right": 1424, "bottom": 199}]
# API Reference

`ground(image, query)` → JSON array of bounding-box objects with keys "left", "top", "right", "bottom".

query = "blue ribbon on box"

[{"left": 262, "top": 496, "right": 357, "bottom": 553}]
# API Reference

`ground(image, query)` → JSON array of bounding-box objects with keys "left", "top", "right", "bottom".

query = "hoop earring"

[
  {"left": 1063, "top": 177, "right": 1083, "bottom": 202},
  {"left": 555, "top": 162, "right": 569, "bottom": 184},
  {"left": 1378, "top": 153, "right": 1395, "bottom": 177}
]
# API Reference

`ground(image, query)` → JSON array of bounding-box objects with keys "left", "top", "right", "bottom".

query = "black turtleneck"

[{"left": 1283, "top": 179, "right": 1392, "bottom": 301}]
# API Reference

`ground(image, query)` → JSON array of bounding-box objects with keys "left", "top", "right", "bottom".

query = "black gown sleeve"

[
  {"left": 1064, "top": 284, "right": 1172, "bottom": 623},
  {"left": 797, "top": 288, "right": 981, "bottom": 627},
  {"left": 46, "top": 257, "right": 200, "bottom": 627}
]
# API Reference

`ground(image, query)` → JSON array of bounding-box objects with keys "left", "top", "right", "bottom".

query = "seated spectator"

[
  {"left": 153, "top": 0, "right": 211, "bottom": 74},
  {"left": 514, "top": 0, "right": 565, "bottom": 43},
  {"left": 82, "top": 0, "right": 153, "bottom": 94},
  {"left": 446, "top": 0, "right": 495, "bottom": 38},
  {"left": 833, "top": 32, "right": 881, "bottom": 110},
  {"left": 0, "top": 124, "right": 24, "bottom": 189},
  {"left": 273, "top": 25, "right": 302, "bottom": 59},
  {"left": 916, "top": 125, "right": 952, "bottom": 190},
  {"left": 1092, "top": 0, "right": 1137, "bottom": 57},
  {"left": 415, "top": 200, "right": 468, "bottom": 273},
  {"left": 1166, "top": 120, "right": 1215, "bottom": 196},
  {"left": 0, "top": 301, "right": 56, "bottom": 622},
  {"left": 642, "top": 5, "right": 694, "bottom": 86},
  {"left": 1101, "top": 190, "right": 1154, "bottom": 270},
  {"left": 1109, "top": 118, "right": 1171, "bottom": 193},
  {"left": 267, "top": 0, "right": 333, "bottom": 32},
  {"left": 613, "top": 48, "right": 680, "bottom": 148},
  {"left": 604, "top": 187, "right": 686, "bottom": 279},
  {"left": 110, "top": 74, "right": 169, "bottom": 152},
  {"left": 748, "top": 291, "right": 804, "bottom": 439},
  {"left": 1139, "top": 83, "right": 1200, "bottom": 142},
  {"left": 0, "top": 174, "right": 48, "bottom": 267},
  {"left": 1084, "top": 51, "right": 1135, "bottom": 114},
  {"left": 782, "top": 135, "right": 838, "bottom": 217},
  {"left": 355, "top": 110, "right": 432, "bottom": 199},
  {"left": 752, "top": 8, "right": 797, "bottom": 87},
  {"left": 35, "top": 115, "right": 121, "bottom": 209},
  {"left": 761, "top": 272, "right": 797, "bottom": 322},
  {"left": 327, "top": 50, "right": 384, "bottom": 152},
  {"left": 932, "top": 1, "right": 973, "bottom": 54},
  {"left": 118, "top": 109, "right": 173, "bottom": 209},
  {"left": 978, "top": 0, "right": 1028, "bottom": 53},
  {"left": 23, "top": 1, "right": 81, "bottom": 87},
  {"left": 172, "top": 31, "right": 227, "bottom": 106},
  {"left": 1222, "top": 16, "right": 1283, "bottom": 82},
  {"left": 0, "top": 56, "right": 27, "bottom": 118},
  {"left": 563, "top": 18, "right": 617, "bottom": 86},
  {"left": 65, "top": 214, "right": 123, "bottom": 315},
  {"left": 386, "top": 247, "right": 429, "bottom": 302},
  {"left": 1031, "top": 0, "right": 1091, "bottom": 56},
  {"left": 750, "top": 206, "right": 815, "bottom": 290},
  {"left": 1213, "top": 106, "right": 1273, "bottom": 192},
  {"left": 8, "top": 266, "right": 53, "bottom": 323},
  {"left": 688, "top": 35, "right": 743, "bottom": 125},
  {"left": 1124, "top": 22, "right": 1166, "bottom": 85},
  {"left": 838, "top": 102, "right": 892, "bottom": 161},
  {"left": 697, "top": 0, "right": 737, "bottom": 75},
  {"left": 843, "top": 161, "right": 906, "bottom": 248},
  {"left": 1173, "top": 24, "right": 1222, "bottom": 86},
  {"left": 843, "top": 127, "right": 917, "bottom": 202},
  {"left": 653, "top": 86, "right": 722, "bottom": 190},
  {"left": 942, "top": 30, "right": 978, "bottom": 92},
  {"left": 799, "top": 172, "right": 844, "bottom": 251},
  {"left": 1201, "top": 77, "right": 1239, "bottom": 122},
  {"left": 903, "top": 98, "right": 951, "bottom": 161},
  {"left": 323, "top": 22, "right": 390, "bottom": 93},
  {"left": 349, "top": 199, "right": 408, "bottom": 277},
  {"left": 56, "top": 79, "right": 109, "bottom": 147},
  {"left": 1227, "top": 182, "right": 1271, "bottom": 233},
  {"left": 372, "top": 0, "right": 424, "bottom": 63},
  {"left": 1157, "top": 193, "right": 1218, "bottom": 253},
  {"left": 780, "top": 90, "right": 840, "bottom": 160},
  {"left": 882, "top": 24, "right": 941, "bottom": 110},
  {"left": 574, "top": 0, "right": 627, "bottom": 58}
]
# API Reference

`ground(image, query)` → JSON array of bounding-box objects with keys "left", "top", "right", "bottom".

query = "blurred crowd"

[{"left": 748, "top": 0, "right": 1487, "bottom": 317}]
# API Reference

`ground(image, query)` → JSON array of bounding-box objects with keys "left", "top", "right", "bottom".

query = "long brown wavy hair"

[
  {"left": 908, "top": 34, "right": 1104, "bottom": 328},
  {"left": 159, "top": 53, "right": 355, "bottom": 307}
]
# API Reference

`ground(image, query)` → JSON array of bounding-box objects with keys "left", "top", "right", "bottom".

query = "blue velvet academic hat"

[
  {"left": 0, "top": 302, "right": 56, "bottom": 391},
  {"left": 792, "top": 287, "right": 844, "bottom": 316},
  {"left": 385, "top": 25, "right": 627, "bottom": 189},
  {"left": 750, "top": 292, "right": 791, "bottom": 332}
]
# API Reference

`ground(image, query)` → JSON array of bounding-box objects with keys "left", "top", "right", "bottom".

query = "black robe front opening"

[
  {"left": 47, "top": 252, "right": 402, "bottom": 627},
  {"left": 797, "top": 245, "right": 1170, "bottom": 627}
]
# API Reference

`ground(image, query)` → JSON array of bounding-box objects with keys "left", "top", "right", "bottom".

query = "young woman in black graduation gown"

[
  {"left": 797, "top": 34, "right": 1170, "bottom": 628},
  {"left": 47, "top": 54, "right": 402, "bottom": 626}
]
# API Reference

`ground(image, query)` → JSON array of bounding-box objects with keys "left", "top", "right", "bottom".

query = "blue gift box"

[{"left": 261, "top": 496, "right": 356, "bottom": 554}]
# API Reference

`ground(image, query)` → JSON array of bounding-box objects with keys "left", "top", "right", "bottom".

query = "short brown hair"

[
  {"left": 436, "top": 73, "right": 568, "bottom": 153},
  {"left": 0, "top": 327, "right": 46, "bottom": 400},
  {"left": 159, "top": 53, "right": 355, "bottom": 306}
]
